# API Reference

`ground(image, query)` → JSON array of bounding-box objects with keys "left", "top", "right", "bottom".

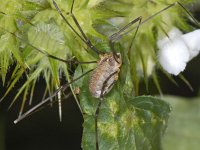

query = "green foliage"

[
  {"left": 80, "top": 83, "right": 171, "bottom": 149},
  {"left": 163, "top": 96, "right": 200, "bottom": 150},
  {"left": 0, "top": 0, "right": 197, "bottom": 149}
]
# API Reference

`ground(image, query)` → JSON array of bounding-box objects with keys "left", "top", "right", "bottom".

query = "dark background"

[{"left": 0, "top": 77, "right": 83, "bottom": 150}]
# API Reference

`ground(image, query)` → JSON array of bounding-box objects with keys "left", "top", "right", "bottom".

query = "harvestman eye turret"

[{"left": 1, "top": 1, "right": 199, "bottom": 150}]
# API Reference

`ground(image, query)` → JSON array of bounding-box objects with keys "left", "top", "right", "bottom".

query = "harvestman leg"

[
  {"left": 69, "top": 0, "right": 102, "bottom": 54},
  {"left": 95, "top": 71, "right": 118, "bottom": 150},
  {"left": 52, "top": 0, "right": 103, "bottom": 55},
  {"left": 109, "top": 16, "right": 142, "bottom": 61},
  {"left": 14, "top": 69, "right": 94, "bottom": 123},
  {"left": 113, "top": 2, "right": 199, "bottom": 40},
  {"left": 109, "top": 16, "right": 142, "bottom": 43}
]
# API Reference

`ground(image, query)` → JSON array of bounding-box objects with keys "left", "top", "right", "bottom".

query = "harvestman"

[{"left": 1, "top": 0, "right": 198, "bottom": 150}]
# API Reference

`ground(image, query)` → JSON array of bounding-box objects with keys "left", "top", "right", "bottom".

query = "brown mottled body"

[{"left": 89, "top": 53, "right": 122, "bottom": 98}]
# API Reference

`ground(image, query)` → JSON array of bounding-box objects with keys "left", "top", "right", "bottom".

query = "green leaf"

[
  {"left": 163, "top": 96, "right": 200, "bottom": 150},
  {"left": 80, "top": 76, "right": 171, "bottom": 150}
]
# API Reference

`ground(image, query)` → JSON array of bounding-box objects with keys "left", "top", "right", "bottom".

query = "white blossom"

[{"left": 157, "top": 28, "right": 200, "bottom": 75}]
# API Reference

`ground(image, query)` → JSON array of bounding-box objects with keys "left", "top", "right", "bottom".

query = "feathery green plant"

[{"left": 0, "top": 0, "right": 197, "bottom": 149}]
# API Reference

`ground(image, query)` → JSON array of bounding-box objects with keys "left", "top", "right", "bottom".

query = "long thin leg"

[
  {"left": 69, "top": 0, "right": 102, "bottom": 54},
  {"left": 112, "top": 2, "right": 199, "bottom": 40},
  {"left": 95, "top": 71, "right": 118, "bottom": 150},
  {"left": 58, "top": 72, "right": 62, "bottom": 122},
  {"left": 14, "top": 69, "right": 94, "bottom": 124},
  {"left": 109, "top": 16, "right": 142, "bottom": 43},
  {"left": 95, "top": 99, "right": 102, "bottom": 150},
  {"left": 52, "top": 0, "right": 102, "bottom": 55},
  {"left": 109, "top": 16, "right": 142, "bottom": 62}
]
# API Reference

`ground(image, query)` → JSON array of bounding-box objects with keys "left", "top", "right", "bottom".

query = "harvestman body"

[
  {"left": 1, "top": 1, "right": 198, "bottom": 150},
  {"left": 88, "top": 52, "right": 122, "bottom": 150},
  {"left": 89, "top": 52, "right": 122, "bottom": 98}
]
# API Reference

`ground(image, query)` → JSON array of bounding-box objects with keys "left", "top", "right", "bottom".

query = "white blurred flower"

[{"left": 157, "top": 28, "right": 200, "bottom": 75}]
